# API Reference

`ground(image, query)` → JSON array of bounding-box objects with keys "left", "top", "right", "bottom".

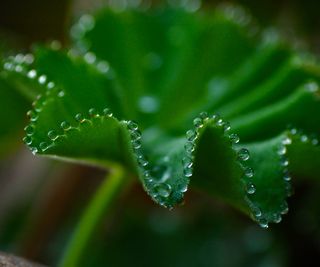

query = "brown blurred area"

[{"left": 0, "top": 0, "right": 72, "bottom": 46}]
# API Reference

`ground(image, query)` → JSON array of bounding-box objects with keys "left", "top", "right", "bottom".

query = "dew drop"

[
  {"left": 15, "top": 65, "right": 23, "bottom": 72},
  {"left": 282, "top": 137, "right": 292, "bottom": 145},
  {"left": 183, "top": 167, "right": 193, "bottom": 177},
  {"left": 23, "top": 136, "right": 32, "bottom": 145},
  {"left": 252, "top": 206, "right": 262, "bottom": 218},
  {"left": 246, "top": 182, "right": 256, "bottom": 194},
  {"left": 47, "top": 82, "right": 55, "bottom": 90},
  {"left": 199, "top": 112, "right": 208, "bottom": 120},
  {"left": 84, "top": 52, "right": 96, "bottom": 64},
  {"left": 312, "top": 138, "right": 319, "bottom": 146},
  {"left": 89, "top": 108, "right": 98, "bottom": 117},
  {"left": 81, "top": 14, "right": 95, "bottom": 27},
  {"left": 48, "top": 130, "right": 58, "bottom": 140},
  {"left": 137, "top": 155, "right": 148, "bottom": 167},
  {"left": 305, "top": 82, "right": 319, "bottom": 92},
  {"left": 223, "top": 122, "right": 231, "bottom": 132},
  {"left": 280, "top": 202, "right": 289, "bottom": 214},
  {"left": 182, "top": 156, "right": 193, "bottom": 169},
  {"left": 300, "top": 135, "right": 308, "bottom": 143},
  {"left": 132, "top": 139, "right": 142, "bottom": 149},
  {"left": 184, "top": 141, "right": 195, "bottom": 154},
  {"left": 138, "top": 95, "right": 159, "bottom": 114},
  {"left": 212, "top": 114, "right": 220, "bottom": 122},
  {"left": 280, "top": 157, "right": 289, "bottom": 167},
  {"left": 186, "top": 129, "right": 197, "bottom": 142},
  {"left": 61, "top": 121, "right": 71, "bottom": 131},
  {"left": 25, "top": 125, "right": 34, "bottom": 136},
  {"left": 285, "top": 183, "right": 293, "bottom": 196},
  {"left": 4, "top": 62, "right": 13, "bottom": 70},
  {"left": 283, "top": 172, "right": 291, "bottom": 181},
  {"left": 24, "top": 54, "right": 34, "bottom": 64},
  {"left": 238, "top": 148, "right": 250, "bottom": 161},
  {"left": 31, "top": 147, "right": 38, "bottom": 155},
  {"left": 184, "top": 0, "right": 201, "bottom": 12},
  {"left": 27, "top": 110, "right": 38, "bottom": 121},
  {"left": 38, "top": 75, "right": 47, "bottom": 84},
  {"left": 103, "top": 108, "right": 113, "bottom": 117},
  {"left": 127, "top": 121, "right": 139, "bottom": 131},
  {"left": 143, "top": 170, "right": 153, "bottom": 182},
  {"left": 153, "top": 183, "right": 172, "bottom": 198},
  {"left": 130, "top": 130, "right": 141, "bottom": 142},
  {"left": 97, "top": 61, "right": 110, "bottom": 73},
  {"left": 216, "top": 119, "right": 224, "bottom": 127},
  {"left": 15, "top": 54, "right": 24, "bottom": 64},
  {"left": 290, "top": 128, "right": 298, "bottom": 135},
  {"left": 277, "top": 145, "right": 286, "bottom": 155},
  {"left": 244, "top": 167, "right": 254, "bottom": 178},
  {"left": 193, "top": 117, "right": 203, "bottom": 128},
  {"left": 50, "top": 40, "right": 62, "bottom": 50},
  {"left": 27, "top": 69, "right": 37, "bottom": 79},
  {"left": 229, "top": 133, "right": 240, "bottom": 144},
  {"left": 259, "top": 219, "right": 269, "bottom": 229},
  {"left": 75, "top": 113, "right": 84, "bottom": 123},
  {"left": 178, "top": 183, "right": 188, "bottom": 193},
  {"left": 39, "top": 142, "right": 48, "bottom": 151},
  {"left": 33, "top": 99, "right": 44, "bottom": 112},
  {"left": 58, "top": 90, "right": 65, "bottom": 97},
  {"left": 272, "top": 213, "right": 282, "bottom": 223}
]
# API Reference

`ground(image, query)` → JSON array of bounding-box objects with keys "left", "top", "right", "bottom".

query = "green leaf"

[
  {"left": 4, "top": 6, "right": 320, "bottom": 230},
  {"left": 0, "top": 77, "right": 29, "bottom": 154},
  {"left": 0, "top": 54, "right": 33, "bottom": 155}
]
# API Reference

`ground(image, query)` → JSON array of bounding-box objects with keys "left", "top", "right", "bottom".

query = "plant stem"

[{"left": 58, "top": 164, "right": 128, "bottom": 267}]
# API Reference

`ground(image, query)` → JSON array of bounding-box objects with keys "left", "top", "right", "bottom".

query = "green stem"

[{"left": 58, "top": 164, "right": 128, "bottom": 267}]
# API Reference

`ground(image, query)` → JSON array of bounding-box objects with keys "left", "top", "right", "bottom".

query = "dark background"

[{"left": 0, "top": 1, "right": 320, "bottom": 266}]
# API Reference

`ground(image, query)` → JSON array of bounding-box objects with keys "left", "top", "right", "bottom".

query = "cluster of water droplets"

[
  {"left": 251, "top": 127, "right": 320, "bottom": 229},
  {"left": 23, "top": 80, "right": 68, "bottom": 154},
  {"left": 305, "top": 81, "right": 320, "bottom": 98},
  {"left": 66, "top": 48, "right": 114, "bottom": 79},
  {"left": 1, "top": 53, "right": 71, "bottom": 155},
  {"left": 1, "top": 52, "right": 63, "bottom": 97},
  {"left": 217, "top": 3, "right": 252, "bottom": 27},
  {"left": 70, "top": 14, "right": 95, "bottom": 51},
  {"left": 190, "top": 113, "right": 280, "bottom": 229},
  {"left": 187, "top": 112, "right": 265, "bottom": 225},
  {"left": 124, "top": 120, "right": 175, "bottom": 207},
  {"left": 2, "top": 53, "right": 35, "bottom": 80},
  {"left": 25, "top": 103, "right": 116, "bottom": 154}
]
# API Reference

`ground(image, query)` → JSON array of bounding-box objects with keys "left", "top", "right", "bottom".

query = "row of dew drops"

[
  {"left": 124, "top": 119, "right": 177, "bottom": 208},
  {"left": 191, "top": 112, "right": 274, "bottom": 228},
  {"left": 123, "top": 111, "right": 240, "bottom": 208},
  {"left": 2, "top": 52, "right": 66, "bottom": 101},
  {"left": 1, "top": 51, "right": 303, "bottom": 229},
  {"left": 2, "top": 41, "right": 112, "bottom": 79},
  {"left": 25, "top": 105, "right": 115, "bottom": 155},
  {"left": 7, "top": 47, "right": 174, "bottom": 206},
  {"left": 48, "top": 39, "right": 113, "bottom": 78},
  {"left": 0, "top": 51, "right": 115, "bottom": 155},
  {"left": 3, "top": 49, "right": 188, "bottom": 208}
]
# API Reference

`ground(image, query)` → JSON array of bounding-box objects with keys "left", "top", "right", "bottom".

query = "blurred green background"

[{"left": 0, "top": 0, "right": 320, "bottom": 266}]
